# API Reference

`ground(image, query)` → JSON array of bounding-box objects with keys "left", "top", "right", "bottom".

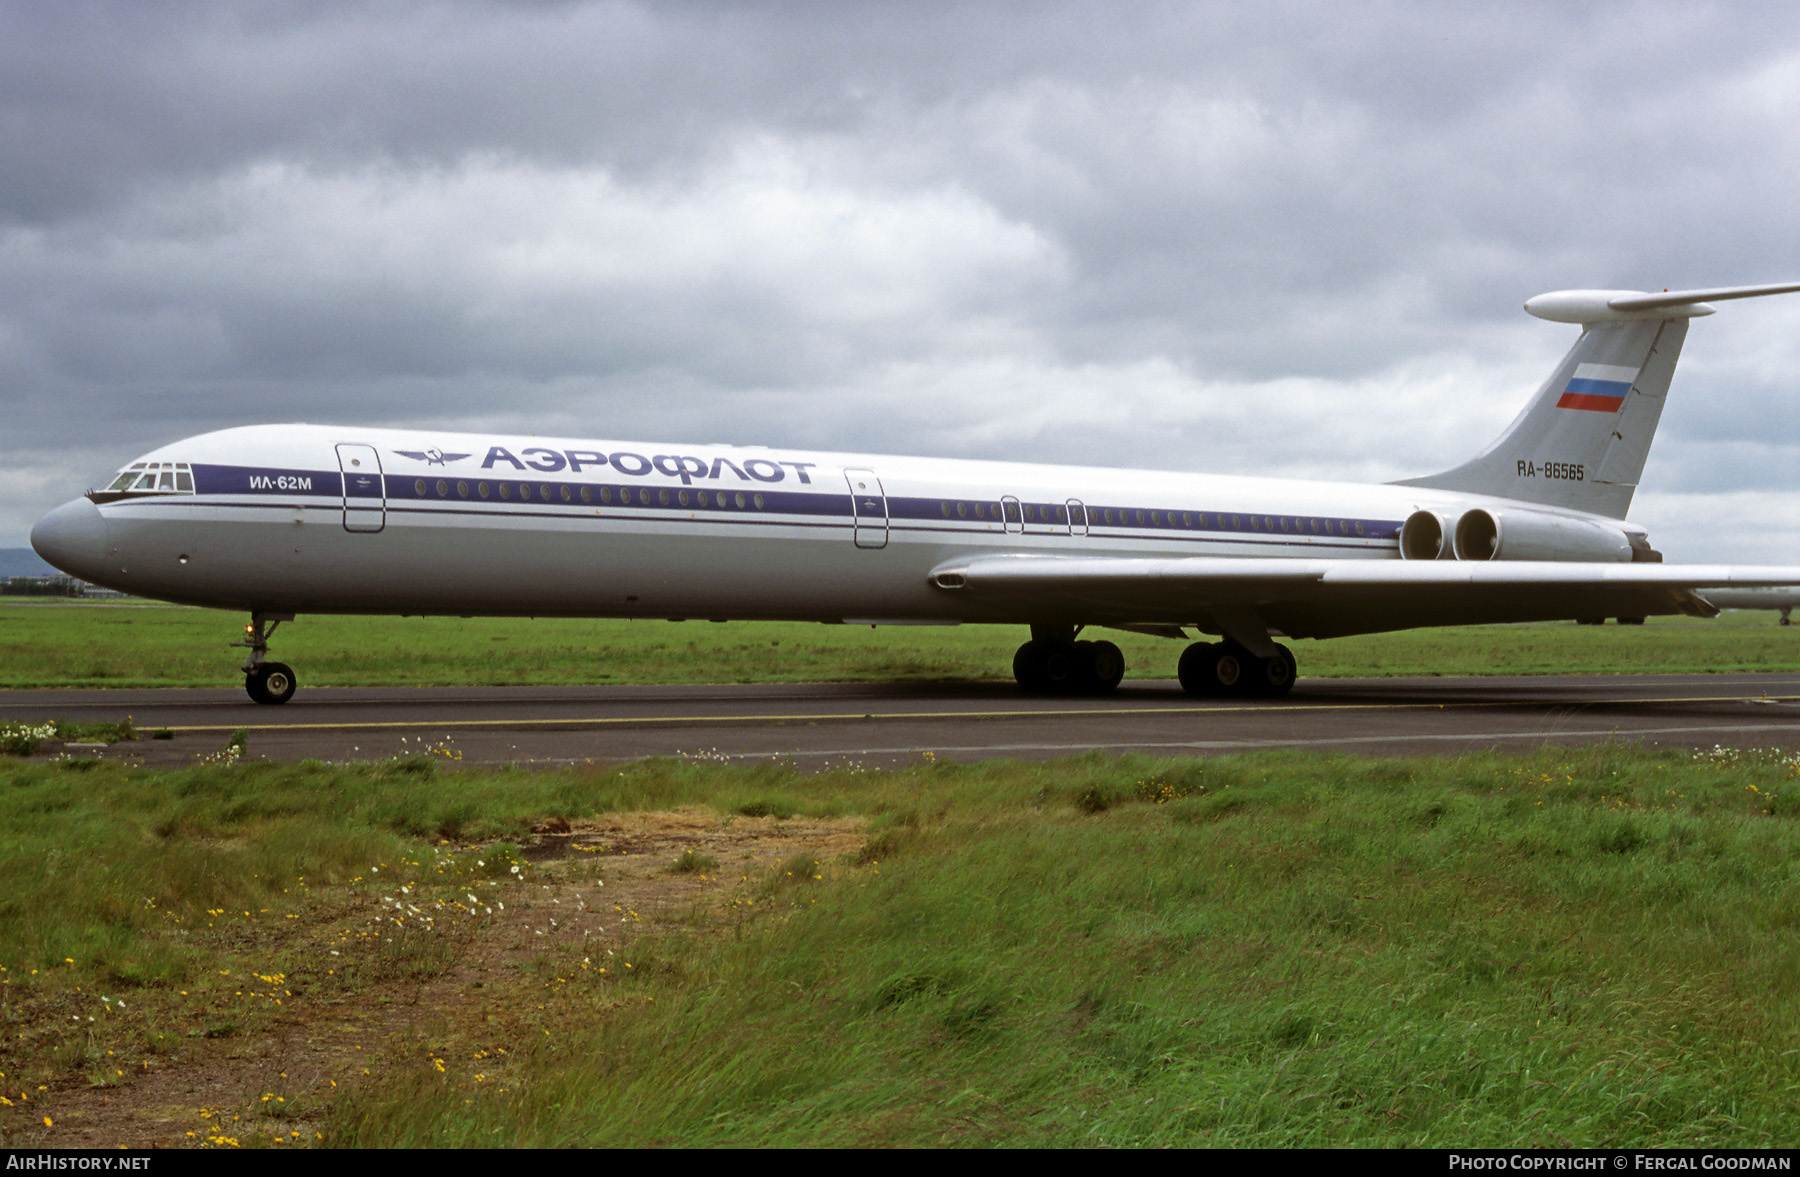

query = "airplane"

[{"left": 28, "top": 281, "right": 1800, "bottom": 705}]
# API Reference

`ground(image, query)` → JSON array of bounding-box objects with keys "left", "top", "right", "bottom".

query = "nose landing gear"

[{"left": 232, "top": 612, "right": 298, "bottom": 705}]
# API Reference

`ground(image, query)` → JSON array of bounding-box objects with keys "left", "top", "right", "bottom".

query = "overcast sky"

[{"left": 5, "top": 1, "right": 1800, "bottom": 559}]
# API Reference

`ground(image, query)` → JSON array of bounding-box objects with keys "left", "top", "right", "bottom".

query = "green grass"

[
  {"left": 3, "top": 748, "right": 1800, "bottom": 1145},
  {"left": 336, "top": 749, "right": 1800, "bottom": 1147},
  {"left": 1, "top": 601, "right": 1798, "bottom": 688}
]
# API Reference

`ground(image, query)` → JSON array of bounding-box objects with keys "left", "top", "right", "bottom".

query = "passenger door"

[
  {"left": 336, "top": 443, "right": 386, "bottom": 533},
  {"left": 844, "top": 468, "right": 888, "bottom": 549}
]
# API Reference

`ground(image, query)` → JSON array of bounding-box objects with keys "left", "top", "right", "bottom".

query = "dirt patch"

[{"left": 6, "top": 809, "right": 864, "bottom": 1149}]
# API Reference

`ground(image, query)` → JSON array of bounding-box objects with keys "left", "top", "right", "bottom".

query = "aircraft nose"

[{"left": 30, "top": 498, "right": 111, "bottom": 581}]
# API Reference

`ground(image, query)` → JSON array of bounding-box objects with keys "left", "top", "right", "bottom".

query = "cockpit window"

[{"left": 90, "top": 461, "right": 196, "bottom": 503}]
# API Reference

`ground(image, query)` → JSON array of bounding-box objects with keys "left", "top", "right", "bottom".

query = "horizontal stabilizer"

[
  {"left": 1607, "top": 281, "right": 1800, "bottom": 312},
  {"left": 1525, "top": 280, "right": 1800, "bottom": 323}
]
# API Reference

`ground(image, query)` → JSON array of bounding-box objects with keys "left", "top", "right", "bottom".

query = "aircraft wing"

[{"left": 928, "top": 555, "right": 1800, "bottom": 640}]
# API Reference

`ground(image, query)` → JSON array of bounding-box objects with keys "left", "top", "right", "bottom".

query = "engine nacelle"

[
  {"left": 1452, "top": 507, "right": 1634, "bottom": 563},
  {"left": 1400, "top": 510, "right": 1454, "bottom": 560}
]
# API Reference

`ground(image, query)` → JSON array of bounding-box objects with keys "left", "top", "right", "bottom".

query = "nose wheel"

[
  {"left": 232, "top": 612, "right": 298, "bottom": 705},
  {"left": 246, "top": 662, "right": 298, "bottom": 705}
]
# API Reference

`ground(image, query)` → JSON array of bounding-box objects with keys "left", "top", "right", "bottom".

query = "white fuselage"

[{"left": 41, "top": 423, "right": 1522, "bottom": 626}]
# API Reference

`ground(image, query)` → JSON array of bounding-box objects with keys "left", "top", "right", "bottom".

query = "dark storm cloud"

[{"left": 4, "top": 1, "right": 1800, "bottom": 559}]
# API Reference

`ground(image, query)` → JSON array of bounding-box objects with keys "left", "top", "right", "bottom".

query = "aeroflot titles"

[{"left": 476, "top": 447, "right": 818, "bottom": 485}]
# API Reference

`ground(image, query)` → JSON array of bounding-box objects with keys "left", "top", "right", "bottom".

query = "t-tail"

[{"left": 1396, "top": 281, "right": 1800, "bottom": 519}]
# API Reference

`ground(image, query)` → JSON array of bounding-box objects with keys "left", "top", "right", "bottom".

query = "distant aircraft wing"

[{"left": 928, "top": 555, "right": 1800, "bottom": 640}]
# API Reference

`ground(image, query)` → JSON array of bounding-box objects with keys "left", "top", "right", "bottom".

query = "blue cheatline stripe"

[
  {"left": 179, "top": 463, "right": 1403, "bottom": 542},
  {"left": 115, "top": 498, "right": 1397, "bottom": 555}
]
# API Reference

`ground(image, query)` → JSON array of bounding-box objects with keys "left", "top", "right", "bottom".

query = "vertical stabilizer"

[{"left": 1396, "top": 281, "right": 1800, "bottom": 519}]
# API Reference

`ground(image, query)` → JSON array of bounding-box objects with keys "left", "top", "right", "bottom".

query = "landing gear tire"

[
  {"left": 1014, "top": 640, "right": 1075, "bottom": 693},
  {"left": 1248, "top": 645, "right": 1297, "bottom": 698},
  {"left": 1178, "top": 642, "right": 1238, "bottom": 696},
  {"left": 1013, "top": 638, "right": 1125, "bottom": 696},
  {"left": 246, "top": 661, "right": 297, "bottom": 706},
  {"left": 1013, "top": 640, "right": 1080, "bottom": 693},
  {"left": 1012, "top": 640, "right": 1046, "bottom": 691},
  {"left": 1179, "top": 642, "right": 1296, "bottom": 698},
  {"left": 1077, "top": 640, "right": 1125, "bottom": 695}
]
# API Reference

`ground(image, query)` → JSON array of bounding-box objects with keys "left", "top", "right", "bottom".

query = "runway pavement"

[{"left": 3, "top": 673, "right": 1800, "bottom": 768}]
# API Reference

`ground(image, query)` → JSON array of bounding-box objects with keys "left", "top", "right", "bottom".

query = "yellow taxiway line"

[{"left": 143, "top": 692, "right": 1800, "bottom": 734}]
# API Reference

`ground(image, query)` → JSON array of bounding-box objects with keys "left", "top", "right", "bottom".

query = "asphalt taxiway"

[{"left": 3, "top": 673, "right": 1798, "bottom": 767}]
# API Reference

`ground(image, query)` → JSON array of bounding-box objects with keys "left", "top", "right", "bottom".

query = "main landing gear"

[
  {"left": 1177, "top": 641, "right": 1296, "bottom": 698},
  {"left": 1012, "top": 628, "right": 1125, "bottom": 695},
  {"left": 232, "top": 612, "right": 298, "bottom": 705},
  {"left": 1012, "top": 626, "right": 1299, "bottom": 699}
]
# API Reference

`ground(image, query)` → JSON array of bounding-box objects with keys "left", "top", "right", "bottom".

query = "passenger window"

[
  {"left": 957, "top": 502, "right": 967, "bottom": 518},
  {"left": 679, "top": 490, "right": 690, "bottom": 507},
  {"left": 735, "top": 492, "right": 747, "bottom": 508},
  {"left": 940, "top": 502, "right": 951, "bottom": 517},
  {"left": 658, "top": 489, "right": 670, "bottom": 506},
  {"left": 414, "top": 479, "right": 426, "bottom": 495},
  {"left": 498, "top": 484, "right": 510, "bottom": 500},
  {"left": 696, "top": 490, "right": 707, "bottom": 507},
  {"left": 540, "top": 485, "right": 552, "bottom": 502},
  {"left": 753, "top": 494, "right": 765, "bottom": 509},
  {"left": 478, "top": 482, "right": 490, "bottom": 499},
  {"left": 438, "top": 480, "right": 450, "bottom": 497},
  {"left": 560, "top": 485, "right": 572, "bottom": 502},
  {"left": 581, "top": 486, "right": 591, "bottom": 503}
]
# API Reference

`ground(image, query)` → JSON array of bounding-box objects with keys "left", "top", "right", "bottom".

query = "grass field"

[
  {"left": 5, "top": 603, "right": 1798, "bottom": 1146},
  {"left": 1, "top": 601, "right": 1798, "bottom": 688},
  {"left": 1, "top": 747, "right": 1797, "bottom": 1147}
]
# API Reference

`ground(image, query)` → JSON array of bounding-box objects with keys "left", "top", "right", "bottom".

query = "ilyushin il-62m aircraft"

[{"left": 30, "top": 281, "right": 1800, "bottom": 704}]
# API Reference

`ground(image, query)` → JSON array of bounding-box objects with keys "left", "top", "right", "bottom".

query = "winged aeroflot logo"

[{"left": 393, "top": 448, "right": 473, "bottom": 465}]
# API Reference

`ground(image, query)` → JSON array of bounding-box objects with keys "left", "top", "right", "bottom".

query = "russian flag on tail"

[{"left": 1557, "top": 362, "right": 1637, "bottom": 411}]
